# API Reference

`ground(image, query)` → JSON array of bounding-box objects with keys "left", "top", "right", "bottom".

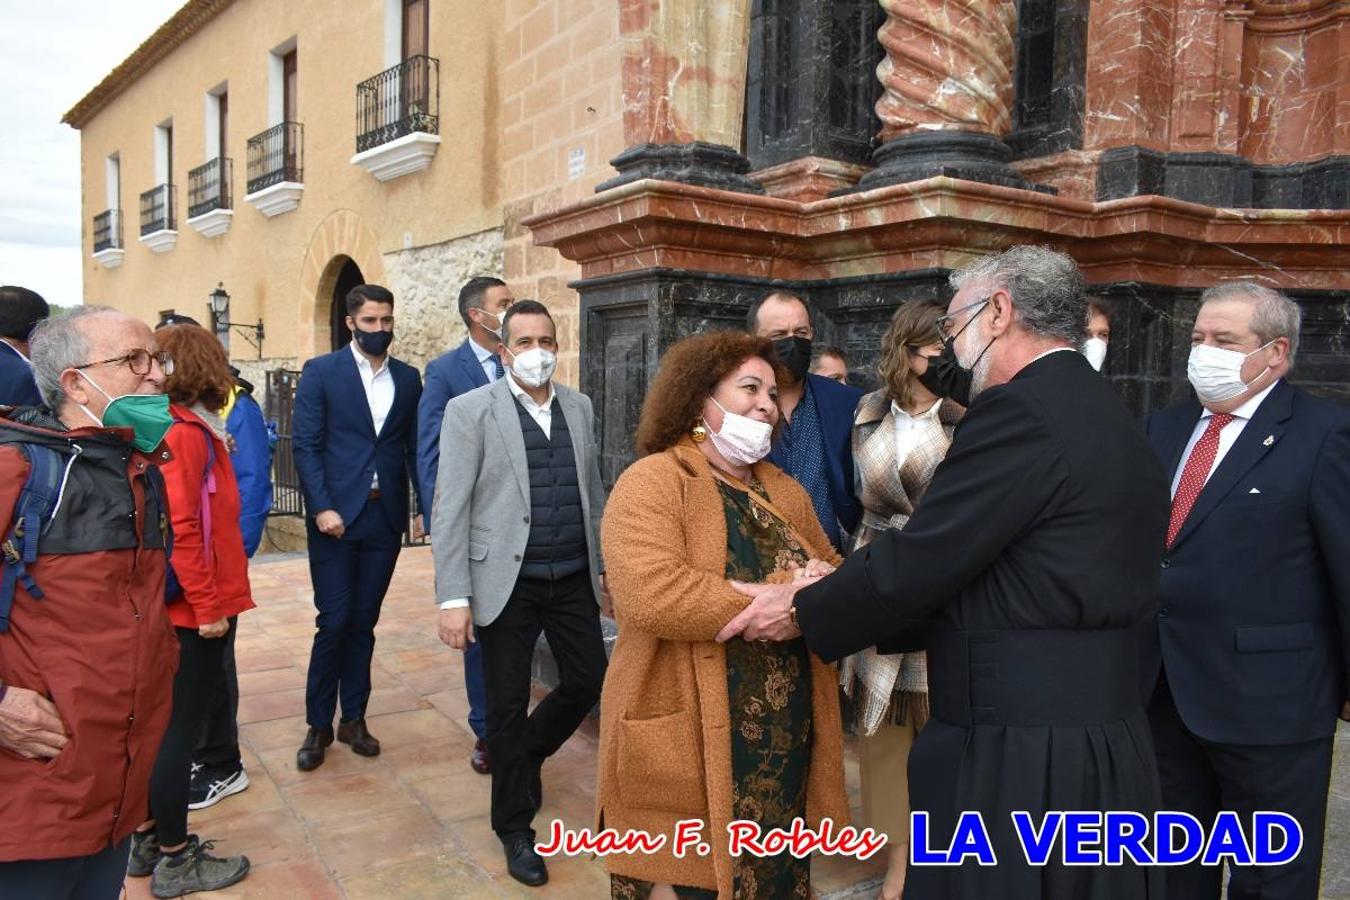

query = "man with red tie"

[{"left": 1145, "top": 281, "right": 1350, "bottom": 900}]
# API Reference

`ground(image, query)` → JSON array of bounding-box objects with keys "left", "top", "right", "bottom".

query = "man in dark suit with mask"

[
  {"left": 747, "top": 291, "right": 861, "bottom": 550},
  {"left": 417, "top": 276, "right": 515, "bottom": 775},
  {"left": 292, "top": 284, "right": 422, "bottom": 771},
  {"left": 1145, "top": 281, "right": 1350, "bottom": 900},
  {"left": 725, "top": 246, "right": 1170, "bottom": 900}
]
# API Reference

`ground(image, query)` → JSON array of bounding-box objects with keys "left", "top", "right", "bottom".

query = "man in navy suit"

[
  {"left": 1146, "top": 282, "right": 1350, "bottom": 900},
  {"left": 748, "top": 291, "right": 862, "bottom": 550},
  {"left": 0, "top": 286, "right": 49, "bottom": 407},
  {"left": 292, "top": 284, "right": 422, "bottom": 771},
  {"left": 417, "top": 275, "right": 515, "bottom": 775}
]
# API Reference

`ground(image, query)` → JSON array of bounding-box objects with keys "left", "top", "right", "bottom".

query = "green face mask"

[{"left": 76, "top": 370, "right": 174, "bottom": 452}]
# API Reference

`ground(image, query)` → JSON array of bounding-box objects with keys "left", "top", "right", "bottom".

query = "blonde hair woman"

[{"left": 844, "top": 300, "right": 963, "bottom": 900}]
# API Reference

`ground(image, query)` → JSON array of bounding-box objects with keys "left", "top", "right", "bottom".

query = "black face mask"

[
  {"left": 914, "top": 300, "right": 994, "bottom": 406},
  {"left": 772, "top": 336, "right": 813, "bottom": 381},
  {"left": 354, "top": 327, "right": 394, "bottom": 357},
  {"left": 915, "top": 342, "right": 974, "bottom": 407}
]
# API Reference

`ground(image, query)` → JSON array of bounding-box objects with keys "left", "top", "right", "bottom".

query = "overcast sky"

[{"left": 0, "top": 0, "right": 185, "bottom": 306}]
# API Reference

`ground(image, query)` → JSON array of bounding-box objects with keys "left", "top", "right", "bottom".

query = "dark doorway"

[{"left": 331, "top": 258, "right": 363, "bottom": 350}]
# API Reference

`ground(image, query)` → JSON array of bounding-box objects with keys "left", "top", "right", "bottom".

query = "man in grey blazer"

[{"left": 431, "top": 300, "right": 607, "bottom": 888}]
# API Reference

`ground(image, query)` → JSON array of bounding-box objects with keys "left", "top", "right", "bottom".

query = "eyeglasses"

[
  {"left": 936, "top": 298, "right": 990, "bottom": 341},
  {"left": 74, "top": 349, "right": 175, "bottom": 376}
]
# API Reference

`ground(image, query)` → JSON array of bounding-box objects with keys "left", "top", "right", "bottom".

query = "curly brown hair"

[
  {"left": 876, "top": 300, "right": 945, "bottom": 410},
  {"left": 635, "top": 331, "right": 785, "bottom": 456},
  {"left": 158, "top": 324, "right": 236, "bottom": 411}
]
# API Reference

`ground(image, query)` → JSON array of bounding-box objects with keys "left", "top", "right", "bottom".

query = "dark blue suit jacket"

[
  {"left": 293, "top": 346, "right": 422, "bottom": 534},
  {"left": 416, "top": 340, "right": 490, "bottom": 526},
  {"left": 767, "top": 372, "right": 862, "bottom": 549},
  {"left": 0, "top": 343, "right": 41, "bottom": 408},
  {"left": 1146, "top": 380, "right": 1350, "bottom": 745}
]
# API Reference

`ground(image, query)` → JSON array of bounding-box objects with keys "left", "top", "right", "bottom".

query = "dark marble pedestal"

[{"left": 596, "top": 142, "right": 766, "bottom": 195}]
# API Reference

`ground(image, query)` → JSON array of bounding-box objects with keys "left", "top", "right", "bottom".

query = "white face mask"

[
  {"left": 476, "top": 309, "right": 504, "bottom": 340},
  {"left": 1082, "top": 337, "right": 1108, "bottom": 372},
  {"left": 1187, "top": 341, "right": 1273, "bottom": 405},
  {"left": 506, "top": 346, "right": 557, "bottom": 388},
  {"left": 704, "top": 396, "right": 773, "bottom": 466}
]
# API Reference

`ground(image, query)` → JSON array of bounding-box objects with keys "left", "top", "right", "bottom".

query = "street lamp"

[{"left": 206, "top": 281, "right": 265, "bottom": 359}]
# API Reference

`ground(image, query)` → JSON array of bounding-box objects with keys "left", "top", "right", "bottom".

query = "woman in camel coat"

[{"left": 599, "top": 331, "right": 851, "bottom": 900}]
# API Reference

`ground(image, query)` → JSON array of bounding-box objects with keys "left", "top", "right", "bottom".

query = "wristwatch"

[{"left": 788, "top": 602, "right": 800, "bottom": 631}]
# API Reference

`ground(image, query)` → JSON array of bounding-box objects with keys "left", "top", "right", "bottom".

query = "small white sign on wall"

[{"left": 568, "top": 147, "right": 586, "bottom": 180}]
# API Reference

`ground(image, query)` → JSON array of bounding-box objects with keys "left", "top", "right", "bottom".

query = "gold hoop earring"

[{"left": 691, "top": 424, "right": 708, "bottom": 443}]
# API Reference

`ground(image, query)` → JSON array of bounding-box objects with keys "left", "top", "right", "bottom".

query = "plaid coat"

[{"left": 843, "top": 389, "right": 963, "bottom": 733}]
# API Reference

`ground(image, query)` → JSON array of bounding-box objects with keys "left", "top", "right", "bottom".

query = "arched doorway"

[{"left": 330, "top": 258, "right": 364, "bottom": 351}]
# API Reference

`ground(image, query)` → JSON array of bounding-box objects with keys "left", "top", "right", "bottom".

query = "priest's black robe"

[{"left": 796, "top": 349, "right": 1171, "bottom": 900}]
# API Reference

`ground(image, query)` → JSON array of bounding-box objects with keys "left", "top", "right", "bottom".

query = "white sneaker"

[{"left": 187, "top": 766, "right": 250, "bottom": 811}]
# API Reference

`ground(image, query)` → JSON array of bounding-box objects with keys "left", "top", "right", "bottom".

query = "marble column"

[
  {"left": 856, "top": 0, "right": 1037, "bottom": 191},
  {"left": 599, "top": 0, "right": 764, "bottom": 193}
]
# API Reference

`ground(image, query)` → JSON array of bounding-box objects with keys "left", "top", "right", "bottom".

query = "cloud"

[{"left": 0, "top": 0, "right": 185, "bottom": 299}]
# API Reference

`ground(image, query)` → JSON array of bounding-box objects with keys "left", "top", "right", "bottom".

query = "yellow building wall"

[
  {"left": 498, "top": 0, "right": 626, "bottom": 386},
  {"left": 78, "top": 0, "right": 504, "bottom": 366}
]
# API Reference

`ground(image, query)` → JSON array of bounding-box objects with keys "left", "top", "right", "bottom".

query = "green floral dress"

[{"left": 611, "top": 477, "right": 814, "bottom": 900}]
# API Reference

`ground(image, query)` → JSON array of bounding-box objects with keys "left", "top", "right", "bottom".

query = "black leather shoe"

[
  {"left": 470, "top": 738, "right": 491, "bottom": 775},
  {"left": 503, "top": 835, "right": 548, "bottom": 887},
  {"left": 296, "top": 727, "right": 333, "bottom": 772},
  {"left": 336, "top": 718, "right": 381, "bottom": 757}
]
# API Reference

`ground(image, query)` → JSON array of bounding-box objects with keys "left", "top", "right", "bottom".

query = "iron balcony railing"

[
  {"left": 93, "top": 209, "right": 123, "bottom": 252},
  {"left": 246, "top": 122, "right": 304, "bottom": 194},
  {"left": 139, "top": 184, "right": 176, "bottom": 235},
  {"left": 355, "top": 55, "right": 440, "bottom": 153},
  {"left": 187, "top": 157, "right": 233, "bottom": 218}
]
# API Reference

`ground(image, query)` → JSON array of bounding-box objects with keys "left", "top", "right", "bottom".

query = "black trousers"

[
  {"left": 477, "top": 570, "right": 607, "bottom": 842},
  {"left": 304, "top": 501, "right": 402, "bottom": 728},
  {"left": 195, "top": 614, "right": 241, "bottom": 771},
  {"left": 1148, "top": 676, "right": 1333, "bottom": 900},
  {"left": 0, "top": 836, "right": 131, "bottom": 900},
  {"left": 149, "top": 627, "right": 228, "bottom": 847}
]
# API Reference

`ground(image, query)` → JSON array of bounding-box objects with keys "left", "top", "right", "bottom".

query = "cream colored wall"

[
  {"left": 78, "top": 0, "right": 504, "bottom": 364},
  {"left": 498, "top": 0, "right": 626, "bottom": 387}
]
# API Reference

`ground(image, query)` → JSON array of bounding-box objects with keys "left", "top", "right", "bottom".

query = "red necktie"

[{"left": 1167, "top": 413, "right": 1235, "bottom": 547}]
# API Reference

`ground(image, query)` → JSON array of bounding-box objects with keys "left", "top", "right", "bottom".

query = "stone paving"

[{"left": 124, "top": 546, "right": 1347, "bottom": 899}]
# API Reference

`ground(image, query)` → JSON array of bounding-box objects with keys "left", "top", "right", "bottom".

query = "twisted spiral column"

[
  {"left": 875, "top": 0, "right": 1017, "bottom": 141},
  {"left": 856, "top": 0, "right": 1035, "bottom": 192}
]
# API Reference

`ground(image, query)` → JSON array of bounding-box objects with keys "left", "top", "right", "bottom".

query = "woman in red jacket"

[{"left": 129, "top": 324, "right": 255, "bottom": 897}]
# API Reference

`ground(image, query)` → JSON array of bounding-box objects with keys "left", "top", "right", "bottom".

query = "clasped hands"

[{"left": 715, "top": 558, "right": 835, "bottom": 644}]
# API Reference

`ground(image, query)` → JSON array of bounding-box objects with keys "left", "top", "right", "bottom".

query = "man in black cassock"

[{"left": 722, "top": 245, "right": 1171, "bottom": 900}]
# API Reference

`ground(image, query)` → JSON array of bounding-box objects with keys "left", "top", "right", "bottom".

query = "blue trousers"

[
  {"left": 0, "top": 836, "right": 131, "bottom": 900},
  {"left": 464, "top": 637, "right": 488, "bottom": 740},
  {"left": 303, "top": 500, "right": 402, "bottom": 728}
]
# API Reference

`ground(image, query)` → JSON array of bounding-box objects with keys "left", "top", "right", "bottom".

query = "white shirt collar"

[
  {"left": 469, "top": 339, "right": 495, "bottom": 363},
  {"left": 0, "top": 339, "right": 30, "bottom": 365},
  {"left": 889, "top": 397, "right": 942, "bottom": 423},
  {"left": 504, "top": 371, "right": 554, "bottom": 409},
  {"left": 1201, "top": 379, "right": 1280, "bottom": 422},
  {"left": 350, "top": 340, "right": 389, "bottom": 376},
  {"left": 1030, "top": 346, "right": 1078, "bottom": 364}
]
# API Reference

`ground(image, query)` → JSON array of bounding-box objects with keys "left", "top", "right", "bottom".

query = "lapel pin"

[{"left": 1263, "top": 435, "right": 1274, "bottom": 446}]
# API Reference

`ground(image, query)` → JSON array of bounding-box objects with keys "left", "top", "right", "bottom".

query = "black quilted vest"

[{"left": 514, "top": 397, "right": 588, "bottom": 580}]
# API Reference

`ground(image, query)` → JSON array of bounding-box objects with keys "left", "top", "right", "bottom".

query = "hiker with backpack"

[
  {"left": 127, "top": 324, "right": 255, "bottom": 898},
  {"left": 0, "top": 307, "right": 180, "bottom": 899}
]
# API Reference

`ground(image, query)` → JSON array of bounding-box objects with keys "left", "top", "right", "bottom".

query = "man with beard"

[
  {"left": 723, "top": 246, "right": 1170, "bottom": 900},
  {"left": 747, "top": 292, "right": 862, "bottom": 551}
]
